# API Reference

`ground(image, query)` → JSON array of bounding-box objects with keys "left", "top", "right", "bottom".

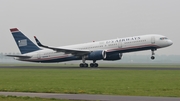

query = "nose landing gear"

[
  {"left": 151, "top": 49, "right": 156, "bottom": 60},
  {"left": 151, "top": 56, "right": 155, "bottom": 60}
]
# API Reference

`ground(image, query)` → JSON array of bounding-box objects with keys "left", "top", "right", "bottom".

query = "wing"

[
  {"left": 6, "top": 55, "right": 31, "bottom": 58},
  {"left": 34, "top": 36, "right": 91, "bottom": 56}
]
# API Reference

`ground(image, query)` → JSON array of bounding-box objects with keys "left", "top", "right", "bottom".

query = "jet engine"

[
  {"left": 88, "top": 50, "right": 106, "bottom": 60},
  {"left": 104, "top": 53, "right": 122, "bottom": 61}
]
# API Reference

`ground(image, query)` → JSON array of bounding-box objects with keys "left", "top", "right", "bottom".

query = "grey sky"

[{"left": 0, "top": 0, "right": 179, "bottom": 55}]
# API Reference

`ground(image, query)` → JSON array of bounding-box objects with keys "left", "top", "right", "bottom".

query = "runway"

[
  {"left": 0, "top": 92, "right": 180, "bottom": 101},
  {"left": 0, "top": 65, "right": 180, "bottom": 70},
  {"left": 0, "top": 65, "right": 180, "bottom": 101}
]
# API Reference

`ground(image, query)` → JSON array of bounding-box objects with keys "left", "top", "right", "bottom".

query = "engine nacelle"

[
  {"left": 104, "top": 53, "right": 122, "bottom": 61},
  {"left": 87, "top": 50, "right": 106, "bottom": 60}
]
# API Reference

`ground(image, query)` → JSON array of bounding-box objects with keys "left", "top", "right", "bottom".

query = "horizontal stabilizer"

[{"left": 6, "top": 55, "right": 31, "bottom": 58}]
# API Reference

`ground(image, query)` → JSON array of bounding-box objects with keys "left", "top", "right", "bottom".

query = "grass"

[
  {"left": 0, "top": 95, "right": 83, "bottom": 101},
  {"left": 0, "top": 63, "right": 180, "bottom": 68},
  {"left": 0, "top": 67, "right": 180, "bottom": 97}
]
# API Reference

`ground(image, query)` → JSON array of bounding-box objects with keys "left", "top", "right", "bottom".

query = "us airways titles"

[{"left": 105, "top": 36, "right": 141, "bottom": 44}]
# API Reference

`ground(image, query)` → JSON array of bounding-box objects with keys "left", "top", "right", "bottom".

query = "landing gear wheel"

[
  {"left": 90, "top": 63, "right": 94, "bottom": 67},
  {"left": 79, "top": 56, "right": 89, "bottom": 67},
  {"left": 80, "top": 63, "right": 88, "bottom": 67},
  {"left": 151, "top": 56, "right": 155, "bottom": 60},
  {"left": 80, "top": 63, "right": 84, "bottom": 67},
  {"left": 84, "top": 63, "right": 88, "bottom": 67},
  {"left": 94, "top": 63, "right": 98, "bottom": 67},
  {"left": 90, "top": 63, "right": 98, "bottom": 67}
]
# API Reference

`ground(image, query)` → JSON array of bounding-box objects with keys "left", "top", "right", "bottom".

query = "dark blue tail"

[{"left": 10, "top": 28, "right": 41, "bottom": 54}]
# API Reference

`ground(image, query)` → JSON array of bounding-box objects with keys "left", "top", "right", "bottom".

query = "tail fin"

[{"left": 10, "top": 28, "right": 40, "bottom": 54}]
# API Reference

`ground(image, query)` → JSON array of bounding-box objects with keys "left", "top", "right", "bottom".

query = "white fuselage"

[{"left": 17, "top": 34, "right": 173, "bottom": 62}]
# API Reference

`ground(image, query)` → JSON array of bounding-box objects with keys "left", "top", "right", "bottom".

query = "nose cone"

[{"left": 168, "top": 40, "right": 173, "bottom": 46}]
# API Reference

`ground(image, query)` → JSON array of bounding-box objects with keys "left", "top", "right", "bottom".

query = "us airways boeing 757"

[{"left": 7, "top": 28, "right": 173, "bottom": 67}]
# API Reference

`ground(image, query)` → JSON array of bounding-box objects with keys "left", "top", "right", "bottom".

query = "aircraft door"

[
  {"left": 118, "top": 39, "right": 122, "bottom": 48},
  {"left": 37, "top": 53, "right": 41, "bottom": 59},
  {"left": 151, "top": 36, "right": 155, "bottom": 44}
]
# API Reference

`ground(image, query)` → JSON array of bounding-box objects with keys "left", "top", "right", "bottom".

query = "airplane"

[{"left": 7, "top": 28, "right": 173, "bottom": 67}]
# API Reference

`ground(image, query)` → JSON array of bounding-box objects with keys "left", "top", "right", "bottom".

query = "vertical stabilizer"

[{"left": 10, "top": 28, "right": 40, "bottom": 54}]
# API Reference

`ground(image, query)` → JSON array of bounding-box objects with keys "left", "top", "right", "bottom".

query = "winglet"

[
  {"left": 34, "top": 36, "right": 43, "bottom": 47},
  {"left": 10, "top": 28, "right": 20, "bottom": 33},
  {"left": 34, "top": 36, "right": 50, "bottom": 49}
]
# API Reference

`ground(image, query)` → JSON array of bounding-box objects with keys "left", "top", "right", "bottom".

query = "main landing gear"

[
  {"left": 151, "top": 49, "right": 156, "bottom": 60},
  {"left": 79, "top": 63, "right": 88, "bottom": 67},
  {"left": 90, "top": 60, "right": 98, "bottom": 67},
  {"left": 79, "top": 56, "right": 98, "bottom": 67},
  {"left": 79, "top": 56, "right": 88, "bottom": 67}
]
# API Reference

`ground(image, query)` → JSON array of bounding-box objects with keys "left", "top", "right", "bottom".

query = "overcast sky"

[{"left": 0, "top": 0, "right": 179, "bottom": 55}]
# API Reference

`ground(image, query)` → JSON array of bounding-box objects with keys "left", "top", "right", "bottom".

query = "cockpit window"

[{"left": 160, "top": 37, "right": 168, "bottom": 40}]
